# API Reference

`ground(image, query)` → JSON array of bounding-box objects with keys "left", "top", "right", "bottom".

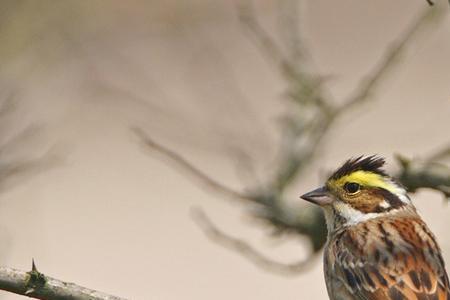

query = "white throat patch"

[
  {"left": 334, "top": 202, "right": 381, "bottom": 226},
  {"left": 324, "top": 201, "right": 401, "bottom": 233}
]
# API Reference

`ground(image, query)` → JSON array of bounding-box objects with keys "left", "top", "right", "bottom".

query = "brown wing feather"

[{"left": 328, "top": 217, "right": 450, "bottom": 300}]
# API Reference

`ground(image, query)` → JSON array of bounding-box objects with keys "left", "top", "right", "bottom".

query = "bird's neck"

[{"left": 323, "top": 204, "right": 418, "bottom": 237}]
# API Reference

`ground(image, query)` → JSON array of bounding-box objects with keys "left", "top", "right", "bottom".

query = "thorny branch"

[
  {"left": 0, "top": 260, "right": 127, "bottom": 300},
  {"left": 0, "top": 6, "right": 126, "bottom": 300},
  {"left": 136, "top": 4, "right": 448, "bottom": 275},
  {"left": 0, "top": 93, "right": 83, "bottom": 300}
]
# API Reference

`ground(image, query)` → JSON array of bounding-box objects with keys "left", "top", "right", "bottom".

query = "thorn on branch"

[
  {"left": 25, "top": 259, "right": 46, "bottom": 296},
  {"left": 31, "top": 259, "right": 37, "bottom": 272},
  {"left": 0, "top": 263, "right": 128, "bottom": 300},
  {"left": 190, "top": 207, "right": 319, "bottom": 275}
]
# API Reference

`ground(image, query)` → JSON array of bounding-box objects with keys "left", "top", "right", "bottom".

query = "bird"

[{"left": 300, "top": 155, "right": 450, "bottom": 300}]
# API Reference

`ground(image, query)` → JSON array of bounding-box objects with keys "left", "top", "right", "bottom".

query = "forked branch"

[
  {"left": 135, "top": 4, "right": 447, "bottom": 276},
  {"left": 134, "top": 127, "right": 323, "bottom": 274}
]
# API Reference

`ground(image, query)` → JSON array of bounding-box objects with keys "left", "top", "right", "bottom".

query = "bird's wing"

[{"left": 332, "top": 218, "right": 450, "bottom": 300}]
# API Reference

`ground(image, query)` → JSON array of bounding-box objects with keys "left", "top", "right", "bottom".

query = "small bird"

[{"left": 301, "top": 155, "right": 450, "bottom": 300}]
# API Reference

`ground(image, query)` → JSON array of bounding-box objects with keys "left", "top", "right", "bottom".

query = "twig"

[
  {"left": 277, "top": 0, "right": 305, "bottom": 65},
  {"left": 339, "top": 7, "right": 443, "bottom": 112},
  {"left": 134, "top": 127, "right": 327, "bottom": 270},
  {"left": 191, "top": 207, "right": 318, "bottom": 275},
  {"left": 0, "top": 260, "right": 127, "bottom": 300},
  {"left": 133, "top": 127, "right": 253, "bottom": 203},
  {"left": 135, "top": 2, "right": 447, "bottom": 277},
  {"left": 272, "top": 5, "right": 445, "bottom": 191},
  {"left": 238, "top": 2, "right": 287, "bottom": 68},
  {"left": 427, "top": 144, "right": 450, "bottom": 162},
  {"left": 395, "top": 151, "right": 450, "bottom": 199}
]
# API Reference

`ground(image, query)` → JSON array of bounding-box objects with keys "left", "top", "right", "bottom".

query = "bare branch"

[
  {"left": 396, "top": 150, "right": 450, "bottom": 199},
  {"left": 238, "top": 1, "right": 287, "bottom": 68},
  {"left": 134, "top": 2, "right": 447, "bottom": 279},
  {"left": 339, "top": 7, "right": 444, "bottom": 112},
  {"left": 133, "top": 126, "right": 327, "bottom": 253},
  {"left": 271, "top": 6, "right": 445, "bottom": 192},
  {"left": 191, "top": 207, "right": 319, "bottom": 275},
  {"left": 0, "top": 153, "right": 60, "bottom": 193},
  {"left": 0, "top": 261, "right": 127, "bottom": 300},
  {"left": 427, "top": 144, "right": 450, "bottom": 162},
  {"left": 133, "top": 127, "right": 253, "bottom": 203},
  {"left": 277, "top": 0, "right": 314, "bottom": 71}
]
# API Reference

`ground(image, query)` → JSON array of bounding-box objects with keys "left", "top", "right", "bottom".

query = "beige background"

[{"left": 0, "top": 1, "right": 449, "bottom": 299}]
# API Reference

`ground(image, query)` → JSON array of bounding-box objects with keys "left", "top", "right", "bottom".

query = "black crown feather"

[{"left": 329, "top": 155, "right": 388, "bottom": 180}]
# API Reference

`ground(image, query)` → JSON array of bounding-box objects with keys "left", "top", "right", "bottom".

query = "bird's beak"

[{"left": 300, "top": 186, "right": 333, "bottom": 206}]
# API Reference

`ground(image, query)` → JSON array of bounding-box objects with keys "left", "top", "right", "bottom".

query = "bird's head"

[{"left": 301, "top": 156, "right": 413, "bottom": 231}]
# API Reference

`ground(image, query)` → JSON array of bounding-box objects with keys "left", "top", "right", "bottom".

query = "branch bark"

[{"left": 0, "top": 261, "right": 128, "bottom": 300}]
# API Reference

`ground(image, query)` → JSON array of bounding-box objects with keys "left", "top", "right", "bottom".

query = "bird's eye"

[{"left": 344, "top": 182, "right": 360, "bottom": 194}]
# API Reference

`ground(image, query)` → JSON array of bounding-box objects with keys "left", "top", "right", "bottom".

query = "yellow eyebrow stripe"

[{"left": 331, "top": 171, "right": 398, "bottom": 193}]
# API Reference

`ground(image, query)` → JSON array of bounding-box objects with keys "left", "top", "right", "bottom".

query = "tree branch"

[
  {"left": 238, "top": 1, "right": 287, "bottom": 69},
  {"left": 339, "top": 6, "right": 443, "bottom": 112},
  {"left": 133, "top": 127, "right": 253, "bottom": 203},
  {"left": 428, "top": 144, "right": 450, "bottom": 162},
  {"left": 0, "top": 260, "right": 127, "bottom": 300},
  {"left": 134, "top": 3, "right": 447, "bottom": 276},
  {"left": 396, "top": 146, "right": 450, "bottom": 199},
  {"left": 259, "top": 5, "right": 445, "bottom": 201},
  {"left": 191, "top": 207, "right": 318, "bottom": 275}
]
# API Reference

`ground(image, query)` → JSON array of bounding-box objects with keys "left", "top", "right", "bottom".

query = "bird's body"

[
  {"left": 325, "top": 212, "right": 449, "bottom": 300},
  {"left": 301, "top": 156, "right": 450, "bottom": 300}
]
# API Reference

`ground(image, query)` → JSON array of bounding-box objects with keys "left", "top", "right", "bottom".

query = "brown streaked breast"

[{"left": 325, "top": 215, "right": 450, "bottom": 300}]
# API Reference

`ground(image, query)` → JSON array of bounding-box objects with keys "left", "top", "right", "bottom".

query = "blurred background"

[{"left": 0, "top": 0, "right": 449, "bottom": 299}]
